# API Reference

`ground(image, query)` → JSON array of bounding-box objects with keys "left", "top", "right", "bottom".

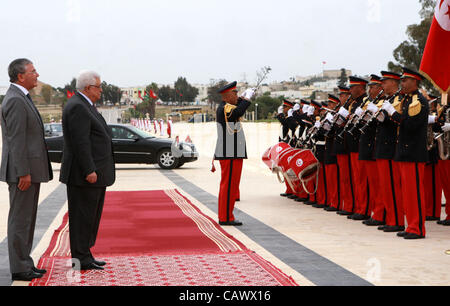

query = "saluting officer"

[
  {"left": 214, "top": 81, "right": 255, "bottom": 226},
  {"left": 381, "top": 67, "right": 429, "bottom": 239}
]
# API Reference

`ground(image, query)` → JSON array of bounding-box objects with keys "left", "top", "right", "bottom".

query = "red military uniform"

[
  {"left": 389, "top": 68, "right": 429, "bottom": 239},
  {"left": 374, "top": 71, "right": 404, "bottom": 232}
]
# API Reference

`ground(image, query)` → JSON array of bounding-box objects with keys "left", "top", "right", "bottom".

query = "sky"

[{"left": 0, "top": 0, "right": 424, "bottom": 88}]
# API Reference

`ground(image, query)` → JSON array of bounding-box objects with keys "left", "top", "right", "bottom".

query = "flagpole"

[{"left": 443, "top": 92, "right": 448, "bottom": 106}]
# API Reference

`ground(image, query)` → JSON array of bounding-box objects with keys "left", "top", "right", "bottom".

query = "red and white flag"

[{"left": 420, "top": 0, "right": 450, "bottom": 93}]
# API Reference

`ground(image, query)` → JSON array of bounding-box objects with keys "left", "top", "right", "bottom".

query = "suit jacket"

[
  {"left": 59, "top": 93, "right": 115, "bottom": 187},
  {"left": 214, "top": 99, "right": 250, "bottom": 160},
  {"left": 0, "top": 85, "right": 52, "bottom": 183}
]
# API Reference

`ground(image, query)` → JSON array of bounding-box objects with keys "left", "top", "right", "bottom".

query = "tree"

[
  {"left": 100, "top": 82, "right": 121, "bottom": 105},
  {"left": 145, "top": 83, "right": 159, "bottom": 119},
  {"left": 247, "top": 95, "right": 282, "bottom": 120},
  {"left": 207, "top": 79, "right": 228, "bottom": 110},
  {"left": 338, "top": 68, "right": 348, "bottom": 87},
  {"left": 41, "top": 84, "right": 53, "bottom": 104},
  {"left": 158, "top": 85, "right": 174, "bottom": 103},
  {"left": 388, "top": 0, "right": 436, "bottom": 93},
  {"left": 174, "top": 77, "right": 199, "bottom": 105}
]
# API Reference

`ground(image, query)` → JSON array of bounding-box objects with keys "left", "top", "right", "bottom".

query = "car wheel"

[{"left": 157, "top": 149, "right": 179, "bottom": 170}]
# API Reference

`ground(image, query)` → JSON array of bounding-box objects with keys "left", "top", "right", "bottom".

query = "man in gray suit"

[{"left": 0, "top": 58, "right": 53, "bottom": 281}]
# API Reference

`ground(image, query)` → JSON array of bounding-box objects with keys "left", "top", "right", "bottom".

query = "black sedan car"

[{"left": 45, "top": 124, "right": 198, "bottom": 169}]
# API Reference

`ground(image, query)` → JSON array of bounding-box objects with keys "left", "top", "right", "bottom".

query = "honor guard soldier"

[
  {"left": 373, "top": 71, "right": 405, "bottom": 232},
  {"left": 323, "top": 94, "right": 341, "bottom": 212},
  {"left": 352, "top": 75, "right": 385, "bottom": 222},
  {"left": 276, "top": 99, "right": 295, "bottom": 143},
  {"left": 214, "top": 81, "right": 255, "bottom": 226},
  {"left": 335, "top": 77, "right": 368, "bottom": 217},
  {"left": 430, "top": 95, "right": 450, "bottom": 226},
  {"left": 381, "top": 67, "right": 429, "bottom": 239},
  {"left": 424, "top": 95, "right": 443, "bottom": 221}
]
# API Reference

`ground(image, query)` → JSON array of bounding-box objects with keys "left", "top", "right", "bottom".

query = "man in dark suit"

[
  {"left": 60, "top": 71, "right": 116, "bottom": 270},
  {"left": 0, "top": 59, "right": 53, "bottom": 281}
]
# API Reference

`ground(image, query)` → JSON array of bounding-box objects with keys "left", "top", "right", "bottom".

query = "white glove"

[
  {"left": 242, "top": 88, "right": 256, "bottom": 100},
  {"left": 382, "top": 101, "right": 396, "bottom": 116},
  {"left": 355, "top": 107, "right": 364, "bottom": 117},
  {"left": 442, "top": 123, "right": 450, "bottom": 132},
  {"left": 302, "top": 104, "right": 309, "bottom": 113},
  {"left": 307, "top": 106, "right": 315, "bottom": 116},
  {"left": 314, "top": 121, "right": 321, "bottom": 128},
  {"left": 288, "top": 109, "right": 294, "bottom": 117},
  {"left": 325, "top": 113, "right": 334, "bottom": 123},
  {"left": 367, "top": 102, "right": 379, "bottom": 114},
  {"left": 338, "top": 107, "right": 349, "bottom": 118},
  {"left": 278, "top": 106, "right": 284, "bottom": 114},
  {"left": 428, "top": 115, "right": 436, "bottom": 125},
  {"left": 293, "top": 103, "right": 300, "bottom": 111}
]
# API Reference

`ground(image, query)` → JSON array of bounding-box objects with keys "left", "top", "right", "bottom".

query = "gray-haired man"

[
  {"left": 0, "top": 59, "right": 53, "bottom": 281},
  {"left": 60, "top": 71, "right": 116, "bottom": 270}
]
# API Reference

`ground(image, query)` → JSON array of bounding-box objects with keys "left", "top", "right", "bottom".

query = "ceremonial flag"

[
  {"left": 420, "top": 0, "right": 450, "bottom": 93},
  {"left": 149, "top": 89, "right": 158, "bottom": 99}
]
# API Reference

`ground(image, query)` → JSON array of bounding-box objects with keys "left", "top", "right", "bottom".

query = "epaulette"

[
  {"left": 376, "top": 97, "right": 385, "bottom": 108},
  {"left": 224, "top": 103, "right": 237, "bottom": 118},
  {"left": 361, "top": 97, "right": 370, "bottom": 111},
  {"left": 392, "top": 95, "right": 404, "bottom": 114},
  {"left": 408, "top": 94, "right": 422, "bottom": 117}
]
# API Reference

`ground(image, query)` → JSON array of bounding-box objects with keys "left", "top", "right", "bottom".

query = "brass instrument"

[
  {"left": 436, "top": 106, "right": 450, "bottom": 160},
  {"left": 347, "top": 90, "right": 385, "bottom": 137},
  {"left": 360, "top": 89, "right": 402, "bottom": 135},
  {"left": 324, "top": 96, "right": 353, "bottom": 138}
]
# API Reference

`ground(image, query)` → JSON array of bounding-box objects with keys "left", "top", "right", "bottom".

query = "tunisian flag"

[{"left": 420, "top": 0, "right": 450, "bottom": 93}]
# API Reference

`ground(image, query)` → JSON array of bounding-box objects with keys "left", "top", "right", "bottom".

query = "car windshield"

[
  {"left": 125, "top": 125, "right": 155, "bottom": 139},
  {"left": 51, "top": 124, "right": 62, "bottom": 132}
]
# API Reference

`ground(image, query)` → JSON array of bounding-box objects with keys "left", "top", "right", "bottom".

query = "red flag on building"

[{"left": 420, "top": 0, "right": 450, "bottom": 93}]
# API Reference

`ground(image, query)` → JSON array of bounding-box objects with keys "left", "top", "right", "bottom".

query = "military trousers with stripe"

[{"left": 218, "top": 159, "right": 243, "bottom": 223}]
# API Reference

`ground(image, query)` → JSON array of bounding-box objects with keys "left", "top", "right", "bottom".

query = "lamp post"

[{"left": 255, "top": 103, "right": 258, "bottom": 122}]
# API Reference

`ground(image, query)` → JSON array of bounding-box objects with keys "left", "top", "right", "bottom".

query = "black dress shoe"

[
  {"left": 304, "top": 200, "right": 317, "bottom": 205},
  {"left": 312, "top": 203, "right": 326, "bottom": 208},
  {"left": 280, "top": 193, "right": 292, "bottom": 197},
  {"left": 363, "top": 218, "right": 385, "bottom": 226},
  {"left": 397, "top": 231, "right": 407, "bottom": 237},
  {"left": 12, "top": 271, "right": 43, "bottom": 281},
  {"left": 377, "top": 225, "right": 386, "bottom": 231},
  {"left": 79, "top": 262, "right": 104, "bottom": 271},
  {"left": 337, "top": 210, "right": 353, "bottom": 216},
  {"left": 354, "top": 214, "right": 370, "bottom": 221},
  {"left": 383, "top": 225, "right": 405, "bottom": 232},
  {"left": 32, "top": 266, "right": 47, "bottom": 274},
  {"left": 93, "top": 260, "right": 106, "bottom": 267},
  {"left": 404, "top": 233, "right": 425, "bottom": 240},
  {"left": 426, "top": 216, "right": 440, "bottom": 221},
  {"left": 437, "top": 220, "right": 450, "bottom": 226},
  {"left": 325, "top": 206, "right": 338, "bottom": 212},
  {"left": 295, "top": 197, "right": 308, "bottom": 202},
  {"left": 219, "top": 220, "right": 243, "bottom": 226},
  {"left": 287, "top": 195, "right": 298, "bottom": 199}
]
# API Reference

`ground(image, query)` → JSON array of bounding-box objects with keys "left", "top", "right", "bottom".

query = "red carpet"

[{"left": 31, "top": 189, "right": 297, "bottom": 286}]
